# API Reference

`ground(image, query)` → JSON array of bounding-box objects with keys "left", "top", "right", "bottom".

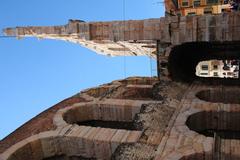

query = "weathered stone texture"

[
  {"left": 0, "top": 77, "right": 161, "bottom": 160},
  {"left": 4, "top": 12, "right": 240, "bottom": 58}
]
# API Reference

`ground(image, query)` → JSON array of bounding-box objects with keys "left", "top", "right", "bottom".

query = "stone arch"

[
  {"left": 62, "top": 103, "right": 142, "bottom": 130},
  {"left": 186, "top": 111, "right": 240, "bottom": 139},
  {"left": 168, "top": 41, "right": 240, "bottom": 84},
  {"left": 6, "top": 136, "right": 96, "bottom": 160},
  {"left": 5, "top": 125, "right": 142, "bottom": 160},
  {"left": 81, "top": 77, "right": 157, "bottom": 100}
]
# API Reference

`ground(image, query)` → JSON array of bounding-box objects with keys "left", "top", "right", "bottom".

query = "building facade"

[
  {"left": 196, "top": 60, "right": 239, "bottom": 78},
  {"left": 165, "top": 0, "right": 234, "bottom": 16}
]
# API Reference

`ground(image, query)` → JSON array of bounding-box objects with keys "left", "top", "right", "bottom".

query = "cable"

[
  {"left": 149, "top": 56, "right": 153, "bottom": 78},
  {"left": 123, "top": 0, "right": 127, "bottom": 79}
]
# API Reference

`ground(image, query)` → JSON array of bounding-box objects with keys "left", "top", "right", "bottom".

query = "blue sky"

[{"left": 0, "top": 1, "right": 164, "bottom": 140}]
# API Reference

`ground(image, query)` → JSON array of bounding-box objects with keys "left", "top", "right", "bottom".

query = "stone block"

[
  {"left": 93, "top": 128, "right": 117, "bottom": 159},
  {"left": 110, "top": 129, "right": 128, "bottom": 153},
  {"left": 126, "top": 131, "right": 142, "bottom": 143},
  {"left": 82, "top": 127, "right": 102, "bottom": 157}
]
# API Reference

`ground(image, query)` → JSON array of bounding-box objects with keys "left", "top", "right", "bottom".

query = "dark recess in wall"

[
  {"left": 186, "top": 111, "right": 240, "bottom": 139},
  {"left": 196, "top": 89, "right": 240, "bottom": 104},
  {"left": 168, "top": 41, "right": 240, "bottom": 84}
]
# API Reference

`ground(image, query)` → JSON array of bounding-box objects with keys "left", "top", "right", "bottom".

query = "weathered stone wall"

[
  {"left": 4, "top": 13, "right": 240, "bottom": 82},
  {"left": 4, "top": 13, "right": 240, "bottom": 49},
  {"left": 2, "top": 77, "right": 240, "bottom": 160},
  {"left": 0, "top": 77, "right": 162, "bottom": 160},
  {"left": 155, "top": 84, "right": 240, "bottom": 160}
]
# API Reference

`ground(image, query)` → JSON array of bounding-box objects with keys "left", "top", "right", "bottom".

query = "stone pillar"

[{"left": 157, "top": 41, "right": 171, "bottom": 80}]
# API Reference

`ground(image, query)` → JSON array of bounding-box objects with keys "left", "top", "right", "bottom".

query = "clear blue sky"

[{"left": 0, "top": 1, "right": 164, "bottom": 140}]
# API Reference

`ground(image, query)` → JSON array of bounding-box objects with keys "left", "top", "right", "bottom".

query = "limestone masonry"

[
  {"left": 2, "top": 8, "right": 240, "bottom": 160},
  {"left": 4, "top": 12, "right": 240, "bottom": 58}
]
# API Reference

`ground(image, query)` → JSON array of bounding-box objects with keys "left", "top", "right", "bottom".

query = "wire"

[
  {"left": 150, "top": 57, "right": 153, "bottom": 78},
  {"left": 123, "top": 0, "right": 127, "bottom": 79}
]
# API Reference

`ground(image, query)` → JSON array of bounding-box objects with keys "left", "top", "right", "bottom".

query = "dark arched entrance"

[{"left": 168, "top": 42, "right": 240, "bottom": 84}]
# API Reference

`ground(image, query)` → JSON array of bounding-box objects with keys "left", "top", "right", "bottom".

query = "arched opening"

[
  {"left": 7, "top": 138, "right": 96, "bottom": 160},
  {"left": 196, "top": 89, "right": 240, "bottom": 104},
  {"left": 168, "top": 42, "right": 240, "bottom": 84},
  {"left": 179, "top": 153, "right": 240, "bottom": 160},
  {"left": 77, "top": 120, "right": 136, "bottom": 130},
  {"left": 82, "top": 77, "right": 157, "bottom": 100},
  {"left": 179, "top": 153, "right": 210, "bottom": 160},
  {"left": 186, "top": 111, "right": 240, "bottom": 159},
  {"left": 186, "top": 111, "right": 240, "bottom": 139},
  {"left": 63, "top": 104, "right": 141, "bottom": 131}
]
